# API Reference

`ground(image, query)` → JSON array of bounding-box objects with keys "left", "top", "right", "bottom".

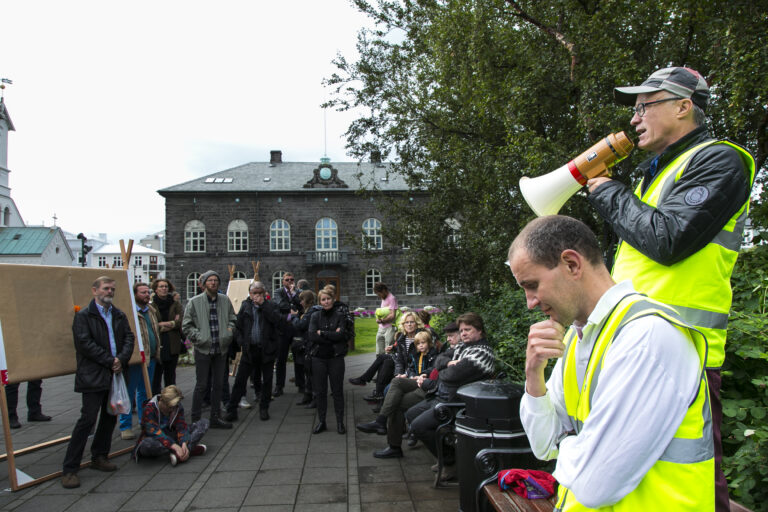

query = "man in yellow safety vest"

[
  {"left": 510, "top": 215, "right": 713, "bottom": 511},
  {"left": 587, "top": 67, "right": 755, "bottom": 512}
]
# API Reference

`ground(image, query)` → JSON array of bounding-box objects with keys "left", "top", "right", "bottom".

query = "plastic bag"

[{"left": 107, "top": 373, "right": 131, "bottom": 416}]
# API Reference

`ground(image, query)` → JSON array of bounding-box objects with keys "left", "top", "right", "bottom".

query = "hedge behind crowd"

[{"left": 438, "top": 244, "right": 768, "bottom": 509}]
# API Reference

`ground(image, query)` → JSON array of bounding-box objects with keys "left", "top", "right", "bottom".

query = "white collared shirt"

[{"left": 519, "top": 281, "right": 700, "bottom": 508}]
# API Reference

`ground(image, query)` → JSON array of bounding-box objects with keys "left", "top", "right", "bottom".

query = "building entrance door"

[{"left": 315, "top": 275, "right": 340, "bottom": 301}]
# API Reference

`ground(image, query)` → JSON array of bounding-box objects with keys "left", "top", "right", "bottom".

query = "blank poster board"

[
  {"left": 0, "top": 264, "right": 141, "bottom": 384},
  {"left": 226, "top": 279, "right": 252, "bottom": 313}
]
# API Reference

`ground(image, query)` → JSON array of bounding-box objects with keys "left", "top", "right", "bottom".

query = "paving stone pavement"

[{"left": 0, "top": 353, "right": 460, "bottom": 511}]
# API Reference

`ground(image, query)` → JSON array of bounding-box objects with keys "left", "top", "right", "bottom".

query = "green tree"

[{"left": 327, "top": 0, "right": 768, "bottom": 290}]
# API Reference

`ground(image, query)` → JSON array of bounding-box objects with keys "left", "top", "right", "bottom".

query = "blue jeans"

[{"left": 119, "top": 360, "right": 156, "bottom": 431}]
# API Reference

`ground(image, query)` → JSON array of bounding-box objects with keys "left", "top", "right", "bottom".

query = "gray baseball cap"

[{"left": 615, "top": 67, "right": 709, "bottom": 111}]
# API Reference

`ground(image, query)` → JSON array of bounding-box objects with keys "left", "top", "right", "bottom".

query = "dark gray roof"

[{"left": 159, "top": 161, "right": 411, "bottom": 194}]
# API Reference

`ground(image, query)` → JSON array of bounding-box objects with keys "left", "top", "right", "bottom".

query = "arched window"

[
  {"left": 405, "top": 270, "right": 421, "bottom": 295},
  {"left": 232, "top": 271, "right": 247, "bottom": 279},
  {"left": 315, "top": 218, "right": 338, "bottom": 251},
  {"left": 272, "top": 271, "right": 287, "bottom": 295},
  {"left": 3, "top": 207, "right": 9, "bottom": 226},
  {"left": 366, "top": 269, "right": 381, "bottom": 296},
  {"left": 362, "top": 218, "right": 382, "bottom": 250},
  {"left": 186, "top": 272, "right": 202, "bottom": 299},
  {"left": 270, "top": 219, "right": 291, "bottom": 252},
  {"left": 227, "top": 219, "right": 249, "bottom": 252},
  {"left": 446, "top": 218, "right": 461, "bottom": 247},
  {"left": 184, "top": 220, "right": 206, "bottom": 253}
]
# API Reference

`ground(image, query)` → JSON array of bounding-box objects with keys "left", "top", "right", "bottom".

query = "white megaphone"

[{"left": 520, "top": 132, "right": 634, "bottom": 216}]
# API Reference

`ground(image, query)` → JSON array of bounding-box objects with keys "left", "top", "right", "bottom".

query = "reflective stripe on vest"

[
  {"left": 612, "top": 140, "right": 756, "bottom": 368},
  {"left": 556, "top": 295, "right": 714, "bottom": 511}
]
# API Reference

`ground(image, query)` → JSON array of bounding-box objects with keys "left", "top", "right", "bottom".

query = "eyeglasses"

[
  {"left": 632, "top": 97, "right": 681, "bottom": 117},
  {"left": 284, "top": 278, "right": 294, "bottom": 282}
]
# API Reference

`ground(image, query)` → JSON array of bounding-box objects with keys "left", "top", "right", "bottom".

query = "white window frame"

[
  {"left": 405, "top": 270, "right": 422, "bottom": 295},
  {"left": 315, "top": 218, "right": 338, "bottom": 251},
  {"left": 272, "top": 271, "right": 287, "bottom": 295},
  {"left": 445, "top": 277, "right": 461, "bottom": 294},
  {"left": 186, "top": 272, "right": 202, "bottom": 299},
  {"left": 232, "top": 271, "right": 247, "bottom": 279},
  {"left": 228, "top": 219, "right": 249, "bottom": 252},
  {"left": 112, "top": 256, "right": 123, "bottom": 268},
  {"left": 98, "top": 256, "right": 107, "bottom": 268},
  {"left": 362, "top": 218, "right": 383, "bottom": 250},
  {"left": 365, "top": 269, "right": 381, "bottom": 296},
  {"left": 184, "top": 220, "right": 206, "bottom": 253},
  {"left": 270, "top": 219, "right": 291, "bottom": 252}
]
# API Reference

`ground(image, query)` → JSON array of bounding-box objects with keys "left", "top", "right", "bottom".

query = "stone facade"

[{"left": 159, "top": 156, "right": 445, "bottom": 310}]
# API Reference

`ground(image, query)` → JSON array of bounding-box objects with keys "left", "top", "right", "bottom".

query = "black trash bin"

[{"left": 454, "top": 380, "right": 543, "bottom": 512}]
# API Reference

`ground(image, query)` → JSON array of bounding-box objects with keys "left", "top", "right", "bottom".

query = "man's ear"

[
  {"left": 676, "top": 98, "right": 693, "bottom": 119},
  {"left": 560, "top": 249, "right": 583, "bottom": 278}
]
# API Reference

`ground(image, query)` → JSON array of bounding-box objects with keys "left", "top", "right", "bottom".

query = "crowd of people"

[{"left": 13, "top": 64, "right": 750, "bottom": 510}]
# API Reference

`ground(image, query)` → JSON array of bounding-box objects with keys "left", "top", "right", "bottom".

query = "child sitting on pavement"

[{"left": 133, "top": 385, "right": 209, "bottom": 466}]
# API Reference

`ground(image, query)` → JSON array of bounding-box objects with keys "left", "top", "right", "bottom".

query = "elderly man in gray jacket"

[{"left": 182, "top": 270, "right": 236, "bottom": 429}]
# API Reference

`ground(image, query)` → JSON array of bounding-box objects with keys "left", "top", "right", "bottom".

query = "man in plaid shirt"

[{"left": 182, "top": 270, "right": 237, "bottom": 429}]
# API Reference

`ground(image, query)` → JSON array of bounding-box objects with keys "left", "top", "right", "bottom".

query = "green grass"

[{"left": 349, "top": 316, "right": 378, "bottom": 355}]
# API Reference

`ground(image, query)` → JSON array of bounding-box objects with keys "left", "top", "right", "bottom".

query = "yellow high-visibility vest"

[
  {"left": 612, "top": 140, "right": 755, "bottom": 368},
  {"left": 555, "top": 295, "right": 713, "bottom": 511}
]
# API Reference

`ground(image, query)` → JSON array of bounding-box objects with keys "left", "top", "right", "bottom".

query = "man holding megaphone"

[{"left": 587, "top": 67, "right": 755, "bottom": 512}]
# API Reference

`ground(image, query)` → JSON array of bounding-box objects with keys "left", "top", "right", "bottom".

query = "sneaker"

[
  {"left": 120, "top": 429, "right": 135, "bottom": 440},
  {"left": 239, "top": 397, "right": 252, "bottom": 409},
  {"left": 364, "top": 391, "right": 383, "bottom": 403},
  {"left": 169, "top": 453, "right": 178, "bottom": 466},
  {"left": 61, "top": 472, "right": 80, "bottom": 488},
  {"left": 431, "top": 462, "right": 439, "bottom": 472},
  {"left": 348, "top": 376, "right": 366, "bottom": 386},
  {"left": 191, "top": 444, "right": 207, "bottom": 457},
  {"left": 91, "top": 456, "right": 117, "bottom": 472}
]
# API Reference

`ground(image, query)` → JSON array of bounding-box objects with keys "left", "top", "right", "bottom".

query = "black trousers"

[
  {"left": 62, "top": 389, "right": 116, "bottom": 473},
  {"left": 193, "top": 352, "right": 226, "bottom": 421},
  {"left": 152, "top": 355, "right": 179, "bottom": 393},
  {"left": 5, "top": 380, "right": 43, "bottom": 419},
  {"left": 406, "top": 398, "right": 442, "bottom": 458},
  {"left": 274, "top": 334, "right": 291, "bottom": 390},
  {"left": 203, "top": 356, "right": 230, "bottom": 405},
  {"left": 228, "top": 347, "right": 273, "bottom": 412},
  {"left": 360, "top": 354, "right": 396, "bottom": 394},
  {"left": 312, "top": 355, "right": 345, "bottom": 423}
]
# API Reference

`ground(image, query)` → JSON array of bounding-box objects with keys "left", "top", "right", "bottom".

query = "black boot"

[
  {"left": 296, "top": 393, "right": 312, "bottom": 406},
  {"left": 313, "top": 421, "right": 327, "bottom": 434}
]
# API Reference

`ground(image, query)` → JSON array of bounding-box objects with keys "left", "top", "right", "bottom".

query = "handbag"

[{"left": 107, "top": 373, "right": 131, "bottom": 415}]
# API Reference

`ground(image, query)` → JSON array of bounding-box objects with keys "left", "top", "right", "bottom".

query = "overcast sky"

[{"left": 2, "top": 1, "right": 372, "bottom": 242}]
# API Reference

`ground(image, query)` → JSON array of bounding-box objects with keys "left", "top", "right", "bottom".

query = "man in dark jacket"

[
  {"left": 61, "top": 276, "right": 135, "bottom": 489},
  {"left": 587, "top": 67, "right": 755, "bottom": 512},
  {"left": 225, "top": 281, "right": 281, "bottom": 421},
  {"left": 272, "top": 272, "right": 303, "bottom": 397}
]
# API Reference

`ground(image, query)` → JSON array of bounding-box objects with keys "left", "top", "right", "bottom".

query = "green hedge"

[{"left": 442, "top": 244, "right": 768, "bottom": 509}]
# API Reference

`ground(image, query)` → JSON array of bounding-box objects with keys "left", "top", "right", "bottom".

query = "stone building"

[{"left": 159, "top": 151, "right": 444, "bottom": 309}]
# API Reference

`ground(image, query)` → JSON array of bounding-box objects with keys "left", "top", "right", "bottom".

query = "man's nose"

[{"left": 525, "top": 293, "right": 539, "bottom": 310}]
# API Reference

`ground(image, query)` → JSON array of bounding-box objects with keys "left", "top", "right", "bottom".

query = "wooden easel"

[{"left": 0, "top": 240, "right": 147, "bottom": 491}]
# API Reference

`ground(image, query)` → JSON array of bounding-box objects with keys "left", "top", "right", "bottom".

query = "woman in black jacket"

[{"left": 308, "top": 287, "right": 348, "bottom": 434}]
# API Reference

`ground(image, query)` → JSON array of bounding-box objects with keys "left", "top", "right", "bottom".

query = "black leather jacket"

[
  {"left": 235, "top": 298, "right": 282, "bottom": 362},
  {"left": 589, "top": 127, "right": 752, "bottom": 265},
  {"left": 72, "top": 300, "right": 135, "bottom": 393}
]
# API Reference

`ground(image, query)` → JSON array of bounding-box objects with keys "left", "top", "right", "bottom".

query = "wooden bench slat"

[{"left": 484, "top": 483, "right": 555, "bottom": 512}]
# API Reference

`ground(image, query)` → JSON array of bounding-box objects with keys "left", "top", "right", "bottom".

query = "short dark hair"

[
  {"left": 133, "top": 282, "right": 150, "bottom": 294},
  {"left": 509, "top": 215, "right": 603, "bottom": 269},
  {"left": 373, "top": 282, "right": 388, "bottom": 294},
  {"left": 417, "top": 310, "right": 431, "bottom": 325},
  {"left": 456, "top": 312, "right": 485, "bottom": 336}
]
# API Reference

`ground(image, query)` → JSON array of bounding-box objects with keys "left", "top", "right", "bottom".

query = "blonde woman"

[{"left": 308, "top": 287, "right": 349, "bottom": 434}]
